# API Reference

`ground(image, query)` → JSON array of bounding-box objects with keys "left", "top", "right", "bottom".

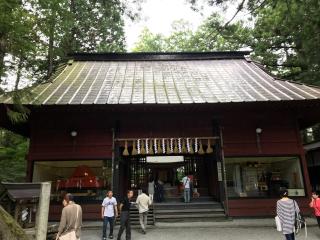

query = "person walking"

[
  {"left": 56, "top": 193, "right": 82, "bottom": 240},
  {"left": 276, "top": 189, "right": 300, "bottom": 240},
  {"left": 136, "top": 189, "right": 152, "bottom": 234},
  {"left": 181, "top": 174, "right": 191, "bottom": 203},
  {"left": 101, "top": 191, "right": 118, "bottom": 240},
  {"left": 309, "top": 191, "right": 320, "bottom": 228},
  {"left": 117, "top": 190, "right": 134, "bottom": 240}
]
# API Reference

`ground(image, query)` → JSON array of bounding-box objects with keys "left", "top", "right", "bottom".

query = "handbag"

[
  {"left": 58, "top": 205, "right": 80, "bottom": 240},
  {"left": 59, "top": 231, "right": 77, "bottom": 240},
  {"left": 293, "top": 200, "right": 307, "bottom": 238},
  {"left": 275, "top": 216, "right": 282, "bottom": 231}
]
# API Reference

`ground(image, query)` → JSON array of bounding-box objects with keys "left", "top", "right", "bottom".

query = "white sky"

[
  {"left": 124, "top": 0, "right": 212, "bottom": 51},
  {"left": 124, "top": 0, "right": 244, "bottom": 51}
]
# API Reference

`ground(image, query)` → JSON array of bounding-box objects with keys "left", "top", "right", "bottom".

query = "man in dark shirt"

[{"left": 117, "top": 190, "right": 134, "bottom": 240}]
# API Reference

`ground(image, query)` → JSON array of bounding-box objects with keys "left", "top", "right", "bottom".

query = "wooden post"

[{"left": 35, "top": 182, "right": 51, "bottom": 240}]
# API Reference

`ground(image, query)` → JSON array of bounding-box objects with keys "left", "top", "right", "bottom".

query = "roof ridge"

[{"left": 70, "top": 51, "right": 251, "bottom": 61}]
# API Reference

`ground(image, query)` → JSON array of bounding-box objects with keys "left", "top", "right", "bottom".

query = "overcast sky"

[
  {"left": 124, "top": 0, "right": 245, "bottom": 51},
  {"left": 124, "top": 0, "right": 216, "bottom": 51}
]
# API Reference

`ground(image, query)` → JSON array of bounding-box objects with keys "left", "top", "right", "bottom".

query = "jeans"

[
  {"left": 139, "top": 211, "right": 148, "bottom": 231},
  {"left": 102, "top": 216, "right": 114, "bottom": 238},
  {"left": 284, "top": 233, "right": 295, "bottom": 240},
  {"left": 117, "top": 211, "right": 131, "bottom": 240},
  {"left": 184, "top": 188, "right": 190, "bottom": 203}
]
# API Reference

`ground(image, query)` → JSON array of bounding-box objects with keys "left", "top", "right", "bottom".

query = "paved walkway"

[{"left": 81, "top": 218, "right": 320, "bottom": 240}]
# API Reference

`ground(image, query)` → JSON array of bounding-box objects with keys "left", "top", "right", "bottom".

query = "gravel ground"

[{"left": 81, "top": 224, "right": 320, "bottom": 240}]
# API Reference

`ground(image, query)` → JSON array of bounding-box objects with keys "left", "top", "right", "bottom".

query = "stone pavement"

[{"left": 80, "top": 218, "right": 320, "bottom": 240}]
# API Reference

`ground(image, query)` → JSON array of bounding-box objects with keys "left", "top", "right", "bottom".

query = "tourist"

[
  {"left": 56, "top": 193, "right": 82, "bottom": 240},
  {"left": 101, "top": 191, "right": 118, "bottom": 240},
  {"left": 148, "top": 177, "right": 155, "bottom": 201},
  {"left": 181, "top": 174, "right": 191, "bottom": 203},
  {"left": 188, "top": 172, "right": 194, "bottom": 199},
  {"left": 309, "top": 191, "right": 320, "bottom": 228},
  {"left": 117, "top": 190, "right": 134, "bottom": 240},
  {"left": 154, "top": 177, "right": 164, "bottom": 202},
  {"left": 136, "top": 188, "right": 152, "bottom": 234},
  {"left": 276, "top": 189, "right": 300, "bottom": 240}
]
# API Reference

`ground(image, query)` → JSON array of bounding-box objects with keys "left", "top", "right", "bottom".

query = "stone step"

[
  {"left": 156, "top": 213, "right": 226, "bottom": 219},
  {"left": 154, "top": 202, "right": 222, "bottom": 210},
  {"left": 155, "top": 208, "right": 224, "bottom": 214}
]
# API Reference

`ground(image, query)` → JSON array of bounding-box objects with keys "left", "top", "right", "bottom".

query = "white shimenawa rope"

[
  {"left": 195, "top": 138, "right": 198, "bottom": 153},
  {"left": 137, "top": 139, "right": 141, "bottom": 154},
  {"left": 178, "top": 138, "right": 182, "bottom": 153},
  {"left": 162, "top": 138, "right": 165, "bottom": 154},
  {"left": 146, "top": 139, "right": 149, "bottom": 154},
  {"left": 154, "top": 139, "right": 157, "bottom": 154},
  {"left": 186, "top": 138, "right": 190, "bottom": 153}
]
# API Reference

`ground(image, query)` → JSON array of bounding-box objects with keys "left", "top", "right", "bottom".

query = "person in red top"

[{"left": 309, "top": 191, "right": 320, "bottom": 228}]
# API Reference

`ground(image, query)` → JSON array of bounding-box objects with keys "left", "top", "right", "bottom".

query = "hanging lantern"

[
  {"left": 173, "top": 139, "right": 179, "bottom": 154},
  {"left": 206, "top": 139, "right": 214, "bottom": 154},
  {"left": 181, "top": 138, "right": 187, "bottom": 154},
  {"left": 198, "top": 140, "right": 205, "bottom": 155},
  {"left": 166, "top": 139, "right": 171, "bottom": 154},
  {"left": 123, "top": 140, "right": 129, "bottom": 156},
  {"left": 132, "top": 140, "right": 138, "bottom": 155},
  {"left": 187, "top": 138, "right": 194, "bottom": 154},
  {"left": 148, "top": 139, "right": 154, "bottom": 155},
  {"left": 140, "top": 140, "right": 146, "bottom": 155}
]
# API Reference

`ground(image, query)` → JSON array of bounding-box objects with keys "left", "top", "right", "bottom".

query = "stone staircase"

[
  {"left": 148, "top": 185, "right": 226, "bottom": 222},
  {"left": 153, "top": 199, "right": 226, "bottom": 222}
]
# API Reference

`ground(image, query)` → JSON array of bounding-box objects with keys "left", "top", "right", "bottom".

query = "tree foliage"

[
  {"left": 0, "top": 0, "right": 142, "bottom": 122},
  {"left": 0, "top": 129, "right": 29, "bottom": 182},
  {"left": 132, "top": 15, "right": 251, "bottom": 52},
  {"left": 186, "top": 0, "right": 320, "bottom": 85}
]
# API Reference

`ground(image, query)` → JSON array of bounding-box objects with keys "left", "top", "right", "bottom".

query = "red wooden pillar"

[{"left": 295, "top": 119, "right": 312, "bottom": 197}]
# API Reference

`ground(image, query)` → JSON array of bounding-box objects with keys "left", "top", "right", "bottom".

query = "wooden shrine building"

[{"left": 1, "top": 51, "right": 320, "bottom": 220}]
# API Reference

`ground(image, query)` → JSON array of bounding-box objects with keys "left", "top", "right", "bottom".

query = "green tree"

[
  {"left": 132, "top": 16, "right": 251, "bottom": 52},
  {"left": 0, "top": 129, "right": 28, "bottom": 182},
  {"left": 251, "top": 0, "right": 320, "bottom": 84},
  {"left": 187, "top": 0, "right": 320, "bottom": 85}
]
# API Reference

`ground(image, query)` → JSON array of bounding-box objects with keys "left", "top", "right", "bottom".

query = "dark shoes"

[
  {"left": 109, "top": 235, "right": 114, "bottom": 239},
  {"left": 142, "top": 229, "right": 146, "bottom": 234}
]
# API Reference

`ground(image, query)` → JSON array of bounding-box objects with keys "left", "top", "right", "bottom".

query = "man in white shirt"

[
  {"left": 181, "top": 174, "right": 191, "bottom": 203},
  {"left": 101, "top": 191, "right": 118, "bottom": 239},
  {"left": 136, "top": 189, "right": 152, "bottom": 234}
]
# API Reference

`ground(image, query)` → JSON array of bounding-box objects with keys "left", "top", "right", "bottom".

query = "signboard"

[{"left": 146, "top": 156, "right": 184, "bottom": 164}]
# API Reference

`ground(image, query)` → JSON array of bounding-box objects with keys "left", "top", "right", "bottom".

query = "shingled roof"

[{"left": 1, "top": 51, "right": 320, "bottom": 105}]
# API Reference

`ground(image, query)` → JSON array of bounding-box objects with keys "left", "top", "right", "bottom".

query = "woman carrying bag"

[{"left": 276, "top": 189, "right": 300, "bottom": 240}]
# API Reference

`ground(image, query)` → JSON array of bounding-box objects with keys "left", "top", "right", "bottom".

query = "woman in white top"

[{"left": 148, "top": 177, "right": 155, "bottom": 201}]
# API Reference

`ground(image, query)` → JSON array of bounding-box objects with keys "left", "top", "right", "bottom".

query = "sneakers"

[
  {"left": 109, "top": 235, "right": 114, "bottom": 239},
  {"left": 103, "top": 238, "right": 107, "bottom": 240}
]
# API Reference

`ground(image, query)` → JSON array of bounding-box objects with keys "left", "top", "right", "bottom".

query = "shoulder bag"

[
  {"left": 58, "top": 205, "right": 80, "bottom": 240},
  {"left": 275, "top": 216, "right": 282, "bottom": 231},
  {"left": 293, "top": 200, "right": 307, "bottom": 238}
]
